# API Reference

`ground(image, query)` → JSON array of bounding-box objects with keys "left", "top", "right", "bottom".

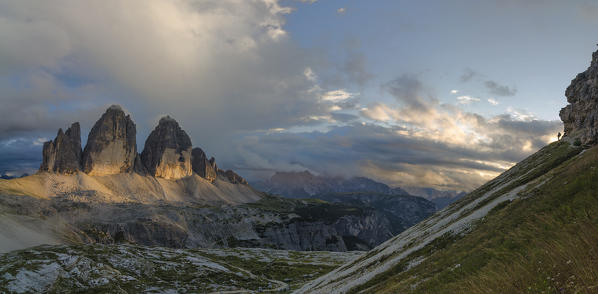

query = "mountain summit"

[{"left": 82, "top": 105, "right": 138, "bottom": 175}]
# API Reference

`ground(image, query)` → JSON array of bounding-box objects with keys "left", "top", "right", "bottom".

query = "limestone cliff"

[
  {"left": 39, "top": 123, "right": 82, "bottom": 174},
  {"left": 560, "top": 49, "right": 598, "bottom": 145},
  {"left": 141, "top": 116, "right": 193, "bottom": 180},
  {"left": 191, "top": 148, "right": 217, "bottom": 182},
  {"left": 82, "top": 105, "right": 138, "bottom": 176}
]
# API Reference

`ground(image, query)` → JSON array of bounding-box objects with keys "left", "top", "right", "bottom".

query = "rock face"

[
  {"left": 33, "top": 105, "right": 248, "bottom": 185},
  {"left": 39, "top": 123, "right": 82, "bottom": 174},
  {"left": 222, "top": 170, "right": 248, "bottom": 185},
  {"left": 81, "top": 105, "right": 137, "bottom": 176},
  {"left": 191, "top": 148, "right": 217, "bottom": 182},
  {"left": 141, "top": 116, "right": 193, "bottom": 180},
  {"left": 560, "top": 49, "right": 598, "bottom": 145}
]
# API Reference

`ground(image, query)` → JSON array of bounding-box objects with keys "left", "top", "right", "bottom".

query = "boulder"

[
  {"left": 560, "top": 49, "right": 598, "bottom": 145},
  {"left": 141, "top": 116, "right": 193, "bottom": 179},
  {"left": 39, "top": 123, "right": 82, "bottom": 174},
  {"left": 82, "top": 105, "right": 137, "bottom": 175}
]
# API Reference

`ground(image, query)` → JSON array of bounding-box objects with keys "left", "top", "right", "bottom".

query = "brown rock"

[{"left": 39, "top": 123, "right": 82, "bottom": 174}]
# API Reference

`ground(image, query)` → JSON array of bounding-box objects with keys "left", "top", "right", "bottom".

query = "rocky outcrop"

[
  {"left": 560, "top": 49, "right": 598, "bottom": 145},
  {"left": 141, "top": 116, "right": 193, "bottom": 180},
  {"left": 222, "top": 170, "right": 248, "bottom": 185},
  {"left": 39, "top": 123, "right": 82, "bottom": 174},
  {"left": 34, "top": 105, "right": 248, "bottom": 185},
  {"left": 82, "top": 105, "right": 137, "bottom": 176},
  {"left": 191, "top": 148, "right": 217, "bottom": 182}
]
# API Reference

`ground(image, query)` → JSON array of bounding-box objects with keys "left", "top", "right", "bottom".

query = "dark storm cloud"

[
  {"left": 0, "top": 0, "right": 336, "bottom": 163},
  {"left": 0, "top": 137, "right": 44, "bottom": 175},
  {"left": 230, "top": 111, "right": 562, "bottom": 190},
  {"left": 460, "top": 68, "right": 517, "bottom": 96},
  {"left": 484, "top": 80, "right": 517, "bottom": 96},
  {"left": 382, "top": 74, "right": 431, "bottom": 112},
  {"left": 330, "top": 112, "right": 359, "bottom": 122}
]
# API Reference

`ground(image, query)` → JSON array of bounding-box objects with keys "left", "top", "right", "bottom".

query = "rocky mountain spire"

[
  {"left": 82, "top": 105, "right": 138, "bottom": 175},
  {"left": 191, "top": 148, "right": 217, "bottom": 182},
  {"left": 141, "top": 116, "right": 193, "bottom": 180},
  {"left": 560, "top": 49, "right": 598, "bottom": 145},
  {"left": 39, "top": 123, "right": 82, "bottom": 174}
]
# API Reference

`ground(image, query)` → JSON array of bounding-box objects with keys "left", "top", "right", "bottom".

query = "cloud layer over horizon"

[{"left": 0, "top": 0, "right": 571, "bottom": 190}]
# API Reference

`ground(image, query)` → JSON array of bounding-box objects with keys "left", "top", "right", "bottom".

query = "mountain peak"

[
  {"left": 39, "top": 122, "right": 82, "bottom": 174},
  {"left": 107, "top": 104, "right": 123, "bottom": 112},
  {"left": 82, "top": 105, "right": 137, "bottom": 175},
  {"left": 560, "top": 49, "right": 598, "bottom": 145},
  {"left": 141, "top": 115, "right": 193, "bottom": 179}
]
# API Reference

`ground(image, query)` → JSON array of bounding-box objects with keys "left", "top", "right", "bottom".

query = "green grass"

[{"left": 351, "top": 144, "right": 598, "bottom": 294}]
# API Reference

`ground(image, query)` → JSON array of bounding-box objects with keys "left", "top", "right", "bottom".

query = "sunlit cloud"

[
  {"left": 487, "top": 98, "right": 499, "bottom": 106},
  {"left": 457, "top": 95, "right": 480, "bottom": 105},
  {"left": 321, "top": 89, "right": 357, "bottom": 102}
]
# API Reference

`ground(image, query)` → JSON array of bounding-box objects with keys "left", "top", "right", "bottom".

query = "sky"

[{"left": 0, "top": 0, "right": 596, "bottom": 191}]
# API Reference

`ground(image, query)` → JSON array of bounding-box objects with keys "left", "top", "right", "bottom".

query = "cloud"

[
  {"left": 460, "top": 68, "right": 480, "bottom": 82},
  {"left": 304, "top": 67, "right": 318, "bottom": 82},
  {"left": 457, "top": 95, "right": 480, "bottom": 105},
  {"left": 382, "top": 74, "right": 432, "bottom": 113},
  {"left": 451, "top": 89, "right": 459, "bottom": 94},
  {"left": 460, "top": 68, "right": 516, "bottom": 96},
  {"left": 484, "top": 80, "right": 517, "bottom": 96},
  {"left": 579, "top": 3, "right": 598, "bottom": 22},
  {"left": 228, "top": 75, "right": 562, "bottom": 191},
  {"left": 337, "top": 8, "right": 346, "bottom": 14},
  {"left": 487, "top": 98, "right": 500, "bottom": 106},
  {"left": 232, "top": 111, "right": 562, "bottom": 190},
  {"left": 0, "top": 0, "right": 338, "bottom": 157},
  {"left": 321, "top": 89, "right": 357, "bottom": 102}
]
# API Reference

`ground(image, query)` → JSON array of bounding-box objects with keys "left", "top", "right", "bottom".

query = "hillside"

[
  {"left": 296, "top": 139, "right": 591, "bottom": 293},
  {"left": 296, "top": 48, "right": 598, "bottom": 294}
]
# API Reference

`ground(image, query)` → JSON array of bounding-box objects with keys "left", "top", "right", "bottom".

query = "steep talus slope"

[
  {"left": 0, "top": 172, "right": 260, "bottom": 205},
  {"left": 296, "top": 141, "right": 586, "bottom": 293}
]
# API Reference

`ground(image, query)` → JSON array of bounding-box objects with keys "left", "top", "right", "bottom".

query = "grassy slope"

[{"left": 355, "top": 143, "right": 598, "bottom": 293}]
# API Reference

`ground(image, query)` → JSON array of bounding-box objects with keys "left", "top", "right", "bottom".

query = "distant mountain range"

[{"left": 252, "top": 170, "right": 465, "bottom": 209}]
